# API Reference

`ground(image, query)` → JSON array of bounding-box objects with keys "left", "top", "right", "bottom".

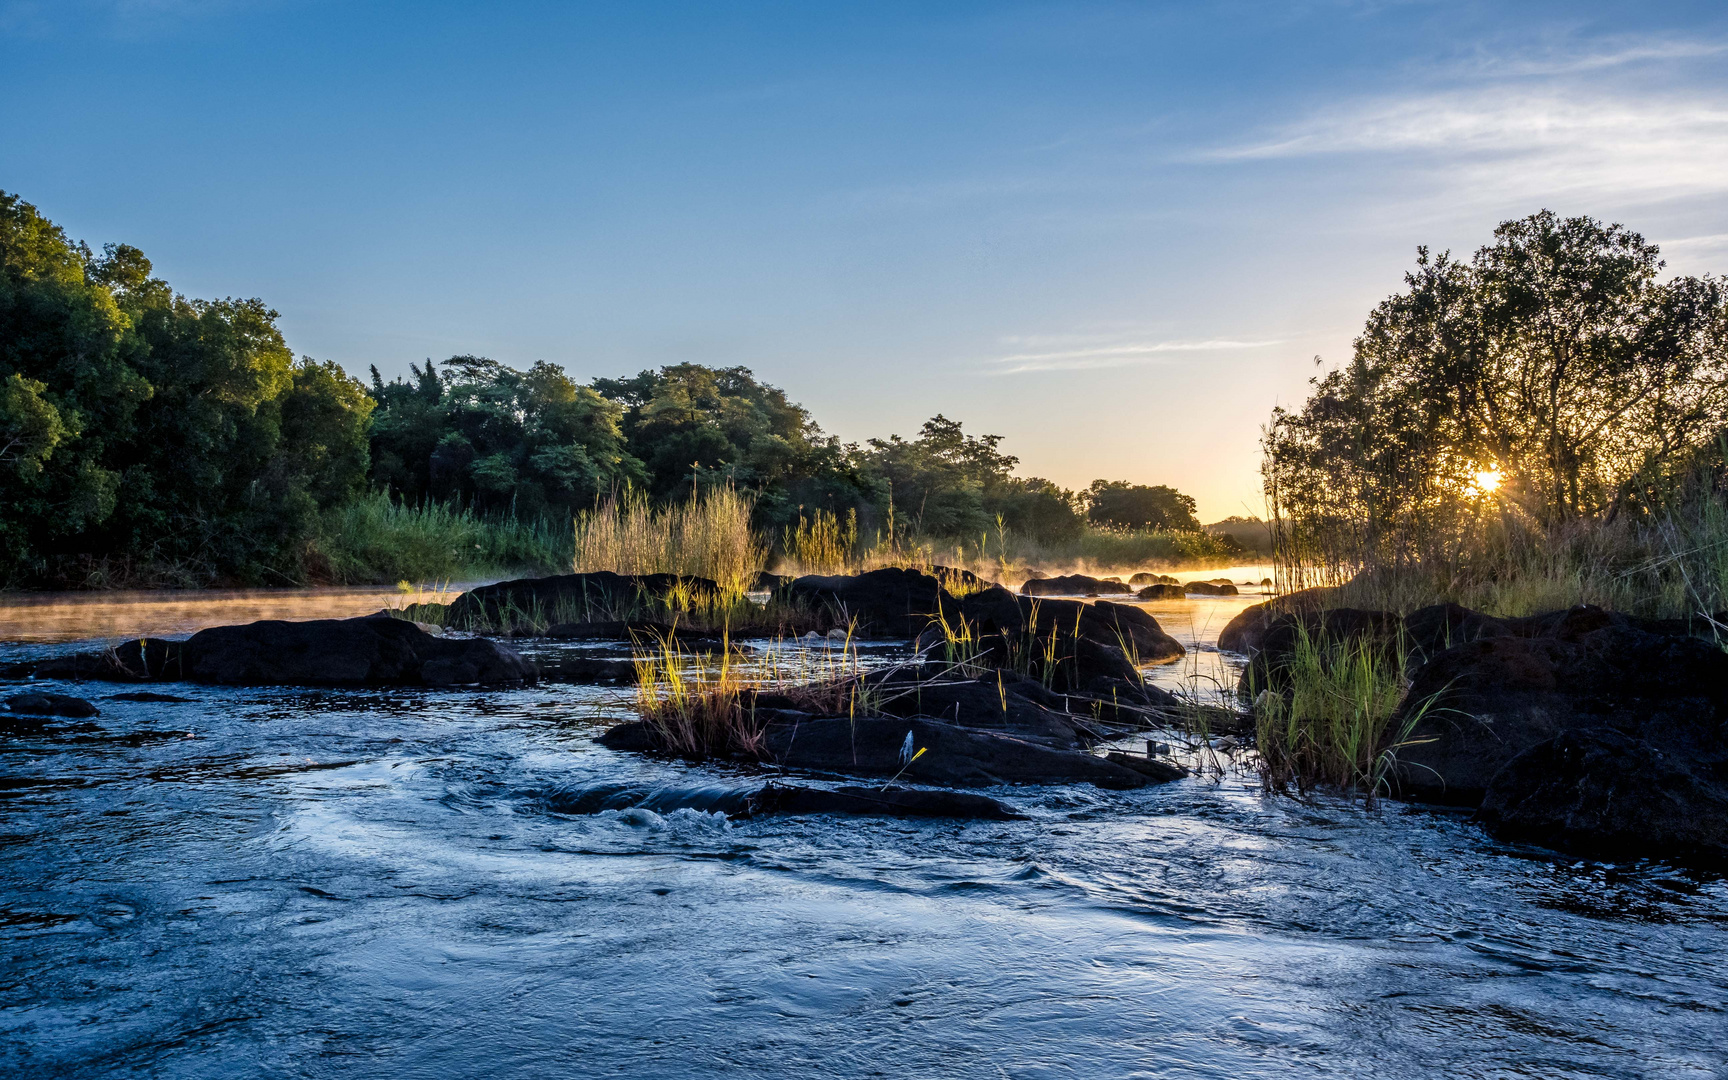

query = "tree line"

[{"left": 0, "top": 191, "right": 1210, "bottom": 587}]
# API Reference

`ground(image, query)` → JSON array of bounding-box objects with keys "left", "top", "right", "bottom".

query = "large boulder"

[
  {"left": 1239, "top": 608, "right": 1401, "bottom": 698},
  {"left": 1477, "top": 728, "right": 1728, "bottom": 865},
  {"left": 922, "top": 587, "right": 1183, "bottom": 696},
  {"left": 1403, "top": 602, "right": 1728, "bottom": 670},
  {"left": 447, "top": 572, "right": 721, "bottom": 632},
  {"left": 1390, "top": 623, "right": 1728, "bottom": 807},
  {"left": 1020, "top": 574, "right": 1133, "bottom": 597},
  {"left": 24, "top": 615, "right": 535, "bottom": 687},
  {"left": 1129, "top": 573, "right": 1179, "bottom": 586},
  {"left": 790, "top": 567, "right": 957, "bottom": 637},
  {"left": 1215, "top": 587, "right": 1336, "bottom": 654}
]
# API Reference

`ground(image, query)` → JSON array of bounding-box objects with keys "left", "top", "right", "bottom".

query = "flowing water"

[{"left": 2, "top": 582, "right": 1725, "bottom": 1078}]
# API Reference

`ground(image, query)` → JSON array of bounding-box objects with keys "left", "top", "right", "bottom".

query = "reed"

[
  {"left": 573, "top": 487, "right": 768, "bottom": 598},
  {"left": 780, "top": 508, "right": 858, "bottom": 576},
  {"left": 1251, "top": 622, "right": 1434, "bottom": 800}
]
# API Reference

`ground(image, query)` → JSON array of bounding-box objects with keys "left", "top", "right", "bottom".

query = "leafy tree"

[
  {"left": 0, "top": 191, "right": 376, "bottom": 584},
  {"left": 592, "top": 363, "right": 861, "bottom": 517},
  {"left": 1086, "top": 480, "right": 1201, "bottom": 532},
  {"left": 1264, "top": 210, "right": 1728, "bottom": 566},
  {"left": 370, "top": 355, "right": 641, "bottom": 517}
]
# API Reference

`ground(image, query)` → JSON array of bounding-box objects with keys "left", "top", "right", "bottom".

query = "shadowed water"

[{"left": 1, "top": 588, "right": 1725, "bottom": 1077}]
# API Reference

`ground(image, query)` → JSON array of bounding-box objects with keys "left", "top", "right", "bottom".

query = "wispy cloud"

[
  {"left": 1457, "top": 37, "right": 1728, "bottom": 78},
  {"left": 986, "top": 337, "right": 1280, "bottom": 375},
  {"left": 1198, "top": 87, "right": 1728, "bottom": 204}
]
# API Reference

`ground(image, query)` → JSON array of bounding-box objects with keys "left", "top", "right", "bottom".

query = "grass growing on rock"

[{"left": 1250, "top": 623, "right": 1435, "bottom": 800}]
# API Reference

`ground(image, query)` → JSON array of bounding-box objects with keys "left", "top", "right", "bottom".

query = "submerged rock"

[
  {"left": 4, "top": 692, "right": 99, "bottom": 718},
  {"left": 539, "top": 779, "right": 1024, "bottom": 821},
  {"left": 1020, "top": 574, "right": 1134, "bottom": 597},
  {"left": 24, "top": 615, "right": 535, "bottom": 688},
  {"left": 600, "top": 713, "right": 1167, "bottom": 789}
]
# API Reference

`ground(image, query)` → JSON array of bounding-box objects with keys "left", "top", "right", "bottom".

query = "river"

[{"left": 1, "top": 579, "right": 1724, "bottom": 1077}]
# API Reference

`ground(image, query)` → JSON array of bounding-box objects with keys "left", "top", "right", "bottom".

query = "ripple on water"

[{"left": 0, "top": 597, "right": 1726, "bottom": 1077}]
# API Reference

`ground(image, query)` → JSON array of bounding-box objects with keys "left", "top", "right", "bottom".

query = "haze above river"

[{"left": 2, "top": 582, "right": 1725, "bottom": 1078}]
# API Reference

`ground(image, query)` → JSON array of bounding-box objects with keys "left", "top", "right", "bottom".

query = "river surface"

[{"left": 2, "top": 577, "right": 1725, "bottom": 1078}]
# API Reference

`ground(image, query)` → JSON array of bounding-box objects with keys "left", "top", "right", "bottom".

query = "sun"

[{"left": 1472, "top": 468, "right": 1503, "bottom": 495}]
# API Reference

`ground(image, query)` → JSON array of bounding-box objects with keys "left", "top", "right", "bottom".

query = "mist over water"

[{"left": 1, "top": 586, "right": 1725, "bottom": 1078}]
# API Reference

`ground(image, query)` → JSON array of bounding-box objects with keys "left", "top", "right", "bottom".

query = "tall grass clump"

[
  {"left": 781, "top": 508, "right": 858, "bottom": 575},
  {"left": 632, "top": 629, "right": 767, "bottom": 757},
  {"left": 1252, "top": 624, "right": 1432, "bottom": 800},
  {"left": 573, "top": 487, "right": 768, "bottom": 597},
  {"left": 314, "top": 491, "right": 572, "bottom": 584}
]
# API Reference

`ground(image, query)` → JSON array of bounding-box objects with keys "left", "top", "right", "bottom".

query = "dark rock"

[
  {"left": 757, "top": 715, "right": 1161, "bottom": 789},
  {"left": 539, "top": 779, "right": 1023, "bottom": 821},
  {"left": 447, "top": 571, "right": 721, "bottom": 631},
  {"left": 1102, "top": 752, "right": 1188, "bottom": 782},
  {"left": 600, "top": 713, "right": 1160, "bottom": 788},
  {"left": 789, "top": 567, "right": 957, "bottom": 637},
  {"left": 1391, "top": 624, "right": 1728, "bottom": 807},
  {"left": 1136, "top": 584, "right": 1185, "bottom": 600},
  {"left": 1020, "top": 574, "right": 1134, "bottom": 597},
  {"left": 1129, "top": 573, "right": 1179, "bottom": 586},
  {"left": 1241, "top": 607, "right": 1402, "bottom": 698},
  {"left": 925, "top": 587, "right": 1183, "bottom": 692},
  {"left": 1183, "top": 581, "right": 1238, "bottom": 596},
  {"left": 107, "top": 691, "right": 195, "bottom": 703},
  {"left": 535, "top": 657, "right": 639, "bottom": 685},
  {"left": 1215, "top": 587, "right": 1336, "bottom": 654},
  {"left": 750, "top": 571, "right": 792, "bottom": 592},
  {"left": 769, "top": 664, "right": 1177, "bottom": 748},
  {"left": 746, "top": 783, "right": 1026, "bottom": 821},
  {"left": 4, "top": 692, "right": 99, "bottom": 718},
  {"left": 23, "top": 616, "right": 534, "bottom": 687},
  {"left": 930, "top": 565, "right": 990, "bottom": 593},
  {"left": 1479, "top": 728, "right": 1728, "bottom": 866},
  {"left": 541, "top": 620, "right": 727, "bottom": 646}
]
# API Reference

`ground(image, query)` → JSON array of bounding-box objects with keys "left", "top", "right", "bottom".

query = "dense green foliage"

[
  {"left": 1085, "top": 480, "right": 1201, "bottom": 532},
  {"left": 1, "top": 193, "right": 374, "bottom": 585},
  {"left": 0, "top": 191, "right": 1215, "bottom": 587}
]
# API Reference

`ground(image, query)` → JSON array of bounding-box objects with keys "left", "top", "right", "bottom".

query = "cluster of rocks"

[
  {"left": 1016, "top": 572, "right": 1241, "bottom": 599},
  {"left": 1222, "top": 595, "right": 1728, "bottom": 866}
]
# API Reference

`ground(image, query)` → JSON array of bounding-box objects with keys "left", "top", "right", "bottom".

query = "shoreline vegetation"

[{"left": 1, "top": 189, "right": 1256, "bottom": 593}]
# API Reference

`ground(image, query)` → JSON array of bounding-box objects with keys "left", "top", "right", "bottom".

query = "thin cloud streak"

[
  {"left": 1196, "top": 88, "right": 1728, "bottom": 205},
  {"left": 986, "top": 338, "right": 1281, "bottom": 375}
]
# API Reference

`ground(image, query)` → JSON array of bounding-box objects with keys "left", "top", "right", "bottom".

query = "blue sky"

[{"left": 4, "top": 1, "right": 1726, "bottom": 519}]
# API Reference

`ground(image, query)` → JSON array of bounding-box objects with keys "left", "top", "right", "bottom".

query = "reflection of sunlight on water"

[{"left": 0, "top": 585, "right": 484, "bottom": 643}]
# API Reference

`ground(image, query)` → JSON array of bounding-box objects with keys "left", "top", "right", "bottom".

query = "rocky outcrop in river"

[
  {"left": 1233, "top": 598, "right": 1728, "bottom": 866},
  {"left": 13, "top": 614, "right": 535, "bottom": 688}
]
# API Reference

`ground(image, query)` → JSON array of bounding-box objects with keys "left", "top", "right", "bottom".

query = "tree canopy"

[
  {"left": 1086, "top": 481, "right": 1201, "bottom": 532},
  {"left": 0, "top": 191, "right": 375, "bottom": 584},
  {"left": 1264, "top": 210, "right": 1728, "bottom": 562}
]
